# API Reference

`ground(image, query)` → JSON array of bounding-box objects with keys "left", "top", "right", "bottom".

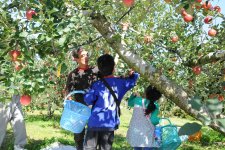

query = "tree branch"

[{"left": 90, "top": 13, "right": 225, "bottom": 136}]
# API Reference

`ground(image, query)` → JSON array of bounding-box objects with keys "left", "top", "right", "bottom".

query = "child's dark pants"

[
  {"left": 74, "top": 128, "right": 85, "bottom": 150},
  {"left": 84, "top": 130, "right": 114, "bottom": 150}
]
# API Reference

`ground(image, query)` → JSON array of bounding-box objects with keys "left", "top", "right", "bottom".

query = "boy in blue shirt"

[{"left": 84, "top": 54, "right": 139, "bottom": 150}]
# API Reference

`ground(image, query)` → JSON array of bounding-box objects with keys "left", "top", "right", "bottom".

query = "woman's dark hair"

[
  {"left": 71, "top": 47, "right": 83, "bottom": 58},
  {"left": 97, "top": 54, "right": 115, "bottom": 77},
  {"left": 145, "top": 85, "right": 162, "bottom": 115}
]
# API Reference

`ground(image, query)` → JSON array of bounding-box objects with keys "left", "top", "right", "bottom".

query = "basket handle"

[
  {"left": 159, "top": 118, "right": 172, "bottom": 126},
  {"left": 64, "top": 90, "right": 85, "bottom": 101}
]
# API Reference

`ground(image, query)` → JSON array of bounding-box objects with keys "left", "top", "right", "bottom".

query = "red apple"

[
  {"left": 218, "top": 95, "right": 224, "bottom": 102},
  {"left": 122, "top": 0, "right": 134, "bottom": 7},
  {"left": 9, "top": 50, "right": 21, "bottom": 61},
  {"left": 26, "top": 9, "right": 37, "bottom": 20},
  {"left": 204, "top": 16, "right": 212, "bottom": 24},
  {"left": 171, "top": 36, "right": 179, "bottom": 43},
  {"left": 184, "top": 14, "right": 193, "bottom": 22},
  {"left": 192, "top": 66, "right": 201, "bottom": 75},
  {"left": 214, "top": 6, "right": 221, "bottom": 13},
  {"left": 181, "top": 8, "right": 188, "bottom": 17},
  {"left": 20, "top": 95, "right": 31, "bottom": 106},
  {"left": 14, "top": 63, "right": 22, "bottom": 71},
  {"left": 208, "top": 29, "right": 217, "bottom": 37},
  {"left": 195, "top": 0, "right": 202, "bottom": 3},
  {"left": 202, "top": 1, "right": 212, "bottom": 10}
]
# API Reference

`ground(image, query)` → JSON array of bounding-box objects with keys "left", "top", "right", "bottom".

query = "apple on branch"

[
  {"left": 218, "top": 95, "right": 224, "bottom": 102},
  {"left": 9, "top": 50, "right": 21, "bottom": 61},
  {"left": 204, "top": 16, "right": 212, "bottom": 24},
  {"left": 202, "top": 1, "right": 212, "bottom": 10},
  {"left": 181, "top": 8, "right": 188, "bottom": 17},
  {"left": 20, "top": 95, "right": 32, "bottom": 106},
  {"left": 214, "top": 6, "right": 221, "bottom": 13},
  {"left": 208, "top": 29, "right": 217, "bottom": 37},
  {"left": 183, "top": 14, "right": 194, "bottom": 22},
  {"left": 171, "top": 36, "right": 179, "bottom": 43},
  {"left": 26, "top": 9, "right": 37, "bottom": 20},
  {"left": 195, "top": 0, "right": 202, "bottom": 3},
  {"left": 122, "top": 0, "right": 135, "bottom": 7},
  {"left": 192, "top": 66, "right": 202, "bottom": 75}
]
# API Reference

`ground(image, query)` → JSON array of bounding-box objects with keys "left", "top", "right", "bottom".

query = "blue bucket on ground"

[
  {"left": 60, "top": 90, "right": 91, "bottom": 133},
  {"left": 158, "top": 118, "right": 181, "bottom": 150}
]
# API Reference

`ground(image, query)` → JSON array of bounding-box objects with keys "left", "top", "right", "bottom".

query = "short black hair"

[
  {"left": 71, "top": 47, "right": 83, "bottom": 58},
  {"left": 97, "top": 54, "right": 115, "bottom": 77}
]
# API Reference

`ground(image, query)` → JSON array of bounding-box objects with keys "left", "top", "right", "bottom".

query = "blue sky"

[{"left": 212, "top": 0, "right": 225, "bottom": 23}]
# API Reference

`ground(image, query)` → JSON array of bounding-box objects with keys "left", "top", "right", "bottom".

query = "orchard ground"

[{"left": 1, "top": 104, "right": 225, "bottom": 150}]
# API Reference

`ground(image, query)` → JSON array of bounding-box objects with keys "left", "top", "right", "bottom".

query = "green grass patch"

[{"left": 1, "top": 107, "right": 225, "bottom": 150}]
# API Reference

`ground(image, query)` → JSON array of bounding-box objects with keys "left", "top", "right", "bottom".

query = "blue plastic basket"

[
  {"left": 60, "top": 90, "right": 91, "bottom": 133},
  {"left": 158, "top": 118, "right": 181, "bottom": 150}
]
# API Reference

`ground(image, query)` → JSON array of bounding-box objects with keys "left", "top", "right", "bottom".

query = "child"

[
  {"left": 84, "top": 54, "right": 139, "bottom": 150},
  {"left": 126, "top": 85, "right": 162, "bottom": 150}
]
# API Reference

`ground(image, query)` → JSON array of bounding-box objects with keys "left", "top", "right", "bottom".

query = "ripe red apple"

[
  {"left": 202, "top": 2, "right": 212, "bottom": 10},
  {"left": 20, "top": 95, "right": 31, "bottom": 106},
  {"left": 14, "top": 63, "right": 22, "bottom": 71},
  {"left": 218, "top": 95, "right": 224, "bottom": 102},
  {"left": 122, "top": 0, "right": 134, "bottom": 7},
  {"left": 171, "top": 36, "right": 179, "bottom": 43},
  {"left": 204, "top": 16, "right": 212, "bottom": 24},
  {"left": 26, "top": 9, "right": 37, "bottom": 20},
  {"left": 214, "top": 6, "right": 221, "bottom": 13},
  {"left": 195, "top": 0, "right": 202, "bottom": 3},
  {"left": 192, "top": 66, "right": 201, "bottom": 75},
  {"left": 9, "top": 50, "right": 21, "bottom": 61},
  {"left": 184, "top": 14, "right": 193, "bottom": 22},
  {"left": 208, "top": 29, "right": 217, "bottom": 37},
  {"left": 181, "top": 8, "right": 188, "bottom": 17}
]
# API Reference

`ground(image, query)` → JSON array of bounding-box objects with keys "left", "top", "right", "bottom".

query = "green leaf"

[
  {"left": 178, "top": 122, "right": 202, "bottom": 136},
  {"left": 61, "top": 63, "right": 67, "bottom": 73},
  {"left": 205, "top": 99, "right": 223, "bottom": 116},
  {"left": 58, "top": 36, "right": 66, "bottom": 46},
  {"left": 19, "top": 32, "right": 28, "bottom": 37},
  {"left": 188, "top": 96, "right": 202, "bottom": 111}
]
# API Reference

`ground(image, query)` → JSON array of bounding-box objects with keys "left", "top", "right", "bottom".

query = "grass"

[{"left": 1, "top": 106, "right": 225, "bottom": 150}]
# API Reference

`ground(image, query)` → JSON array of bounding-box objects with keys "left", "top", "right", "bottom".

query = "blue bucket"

[{"left": 60, "top": 90, "right": 91, "bottom": 133}]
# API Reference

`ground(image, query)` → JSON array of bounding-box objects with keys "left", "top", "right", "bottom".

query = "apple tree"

[{"left": 0, "top": 0, "right": 224, "bottom": 135}]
